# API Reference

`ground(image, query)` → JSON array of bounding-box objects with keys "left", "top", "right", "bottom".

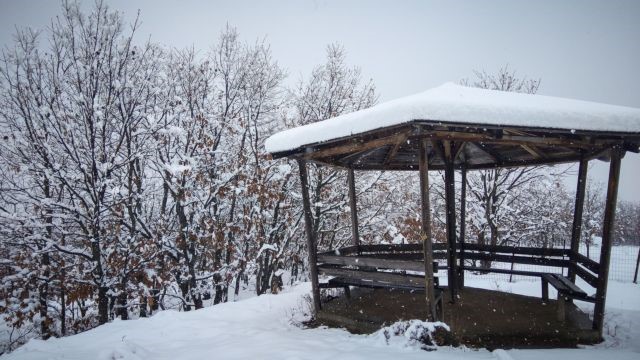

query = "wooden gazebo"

[{"left": 265, "top": 83, "right": 640, "bottom": 341}]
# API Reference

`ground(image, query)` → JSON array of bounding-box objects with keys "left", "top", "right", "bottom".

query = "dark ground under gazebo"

[
  {"left": 265, "top": 83, "right": 640, "bottom": 348},
  {"left": 317, "top": 287, "right": 597, "bottom": 349}
]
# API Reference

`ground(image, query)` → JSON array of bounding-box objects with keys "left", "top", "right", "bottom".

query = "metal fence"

[{"left": 453, "top": 244, "right": 640, "bottom": 283}]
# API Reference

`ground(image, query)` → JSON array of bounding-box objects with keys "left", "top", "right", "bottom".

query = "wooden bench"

[
  {"left": 541, "top": 273, "right": 595, "bottom": 321},
  {"left": 320, "top": 275, "right": 444, "bottom": 320},
  {"left": 319, "top": 261, "right": 444, "bottom": 321}
]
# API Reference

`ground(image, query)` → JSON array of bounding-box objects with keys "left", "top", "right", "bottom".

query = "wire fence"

[{"left": 453, "top": 244, "right": 640, "bottom": 284}]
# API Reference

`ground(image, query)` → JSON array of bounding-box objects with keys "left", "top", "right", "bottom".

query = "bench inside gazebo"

[{"left": 265, "top": 83, "right": 640, "bottom": 347}]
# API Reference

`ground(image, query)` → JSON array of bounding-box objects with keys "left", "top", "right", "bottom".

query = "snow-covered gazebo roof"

[{"left": 266, "top": 83, "right": 640, "bottom": 170}]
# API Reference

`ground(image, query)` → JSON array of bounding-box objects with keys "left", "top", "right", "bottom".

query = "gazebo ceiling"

[{"left": 266, "top": 83, "right": 640, "bottom": 170}]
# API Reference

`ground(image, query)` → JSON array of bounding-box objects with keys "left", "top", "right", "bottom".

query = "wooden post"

[
  {"left": 458, "top": 166, "right": 467, "bottom": 289},
  {"left": 419, "top": 139, "right": 437, "bottom": 321},
  {"left": 593, "top": 147, "right": 623, "bottom": 336},
  {"left": 541, "top": 277, "right": 549, "bottom": 302},
  {"left": 444, "top": 144, "right": 458, "bottom": 302},
  {"left": 347, "top": 169, "right": 360, "bottom": 249},
  {"left": 634, "top": 246, "right": 640, "bottom": 284},
  {"left": 568, "top": 157, "right": 588, "bottom": 283},
  {"left": 297, "top": 159, "right": 321, "bottom": 314}
]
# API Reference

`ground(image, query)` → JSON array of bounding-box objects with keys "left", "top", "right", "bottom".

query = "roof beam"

[{"left": 417, "top": 129, "right": 602, "bottom": 148}]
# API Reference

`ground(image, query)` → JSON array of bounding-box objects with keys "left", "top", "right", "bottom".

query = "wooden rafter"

[
  {"left": 505, "top": 129, "right": 547, "bottom": 159},
  {"left": 431, "top": 140, "right": 447, "bottom": 165},
  {"left": 472, "top": 142, "right": 502, "bottom": 163},
  {"left": 303, "top": 131, "right": 411, "bottom": 161},
  {"left": 453, "top": 141, "right": 466, "bottom": 163},
  {"left": 383, "top": 133, "right": 409, "bottom": 165},
  {"left": 289, "top": 122, "right": 639, "bottom": 171},
  {"left": 521, "top": 144, "right": 547, "bottom": 159},
  {"left": 339, "top": 147, "right": 379, "bottom": 166}
]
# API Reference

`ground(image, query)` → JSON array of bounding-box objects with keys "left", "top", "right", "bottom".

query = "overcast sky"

[{"left": 1, "top": 0, "right": 639, "bottom": 201}]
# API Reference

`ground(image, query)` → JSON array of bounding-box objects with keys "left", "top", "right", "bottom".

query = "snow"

[
  {"left": 256, "top": 243, "right": 278, "bottom": 258},
  {"left": 3, "top": 276, "right": 639, "bottom": 360},
  {"left": 265, "top": 82, "right": 640, "bottom": 153}
]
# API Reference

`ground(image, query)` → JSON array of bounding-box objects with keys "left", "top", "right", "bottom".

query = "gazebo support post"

[
  {"left": 444, "top": 143, "right": 458, "bottom": 302},
  {"left": 458, "top": 166, "right": 467, "bottom": 289},
  {"left": 593, "top": 147, "right": 623, "bottom": 336},
  {"left": 347, "top": 169, "right": 360, "bottom": 251},
  {"left": 419, "top": 139, "right": 437, "bottom": 321},
  {"left": 568, "top": 157, "right": 588, "bottom": 283},
  {"left": 634, "top": 247, "right": 640, "bottom": 284},
  {"left": 297, "top": 159, "right": 321, "bottom": 314}
]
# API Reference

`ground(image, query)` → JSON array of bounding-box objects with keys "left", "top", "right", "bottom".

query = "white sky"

[{"left": 1, "top": 0, "right": 639, "bottom": 201}]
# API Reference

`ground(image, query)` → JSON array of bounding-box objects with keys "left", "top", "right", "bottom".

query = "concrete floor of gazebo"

[{"left": 315, "top": 287, "right": 601, "bottom": 349}]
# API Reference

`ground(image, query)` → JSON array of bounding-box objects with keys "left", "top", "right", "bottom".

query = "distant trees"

[
  {"left": 0, "top": 0, "right": 290, "bottom": 346},
  {"left": 460, "top": 67, "right": 550, "bottom": 270},
  {"left": 292, "top": 44, "right": 377, "bottom": 251}
]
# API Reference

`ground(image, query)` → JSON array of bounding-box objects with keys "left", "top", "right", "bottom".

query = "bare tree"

[{"left": 461, "top": 66, "right": 545, "bottom": 269}]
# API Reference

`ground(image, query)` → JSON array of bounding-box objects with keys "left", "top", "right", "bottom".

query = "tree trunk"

[
  {"left": 98, "top": 287, "right": 109, "bottom": 324},
  {"left": 118, "top": 292, "right": 128, "bottom": 320}
]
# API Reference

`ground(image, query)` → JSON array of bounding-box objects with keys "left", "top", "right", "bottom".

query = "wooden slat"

[
  {"left": 574, "top": 252, "right": 600, "bottom": 274},
  {"left": 317, "top": 245, "right": 359, "bottom": 256},
  {"left": 464, "top": 252, "right": 570, "bottom": 267},
  {"left": 462, "top": 266, "right": 546, "bottom": 277},
  {"left": 543, "top": 274, "right": 586, "bottom": 296},
  {"left": 320, "top": 277, "right": 444, "bottom": 295},
  {"left": 318, "top": 266, "right": 428, "bottom": 289},
  {"left": 542, "top": 274, "right": 594, "bottom": 302},
  {"left": 329, "top": 251, "right": 448, "bottom": 262},
  {"left": 555, "top": 274, "right": 587, "bottom": 295},
  {"left": 317, "top": 254, "right": 425, "bottom": 272},
  {"left": 463, "top": 243, "right": 568, "bottom": 257},
  {"left": 357, "top": 243, "right": 447, "bottom": 253},
  {"left": 573, "top": 264, "right": 599, "bottom": 288}
]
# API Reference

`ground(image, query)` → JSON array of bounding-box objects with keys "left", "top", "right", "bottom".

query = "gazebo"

[{"left": 265, "top": 83, "right": 640, "bottom": 345}]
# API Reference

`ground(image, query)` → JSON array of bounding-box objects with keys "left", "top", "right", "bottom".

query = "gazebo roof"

[{"left": 266, "top": 83, "right": 640, "bottom": 170}]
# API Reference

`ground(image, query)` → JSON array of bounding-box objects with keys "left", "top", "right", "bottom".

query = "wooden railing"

[{"left": 318, "top": 242, "right": 600, "bottom": 291}]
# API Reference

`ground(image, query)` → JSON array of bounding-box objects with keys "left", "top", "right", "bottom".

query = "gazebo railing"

[
  {"left": 317, "top": 242, "right": 599, "bottom": 302},
  {"left": 317, "top": 243, "right": 447, "bottom": 291}
]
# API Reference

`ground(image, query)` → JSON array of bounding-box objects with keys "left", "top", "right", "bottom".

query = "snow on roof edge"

[{"left": 265, "top": 83, "right": 640, "bottom": 154}]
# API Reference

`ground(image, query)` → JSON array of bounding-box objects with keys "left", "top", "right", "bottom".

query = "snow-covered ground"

[{"left": 2, "top": 274, "right": 639, "bottom": 360}]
